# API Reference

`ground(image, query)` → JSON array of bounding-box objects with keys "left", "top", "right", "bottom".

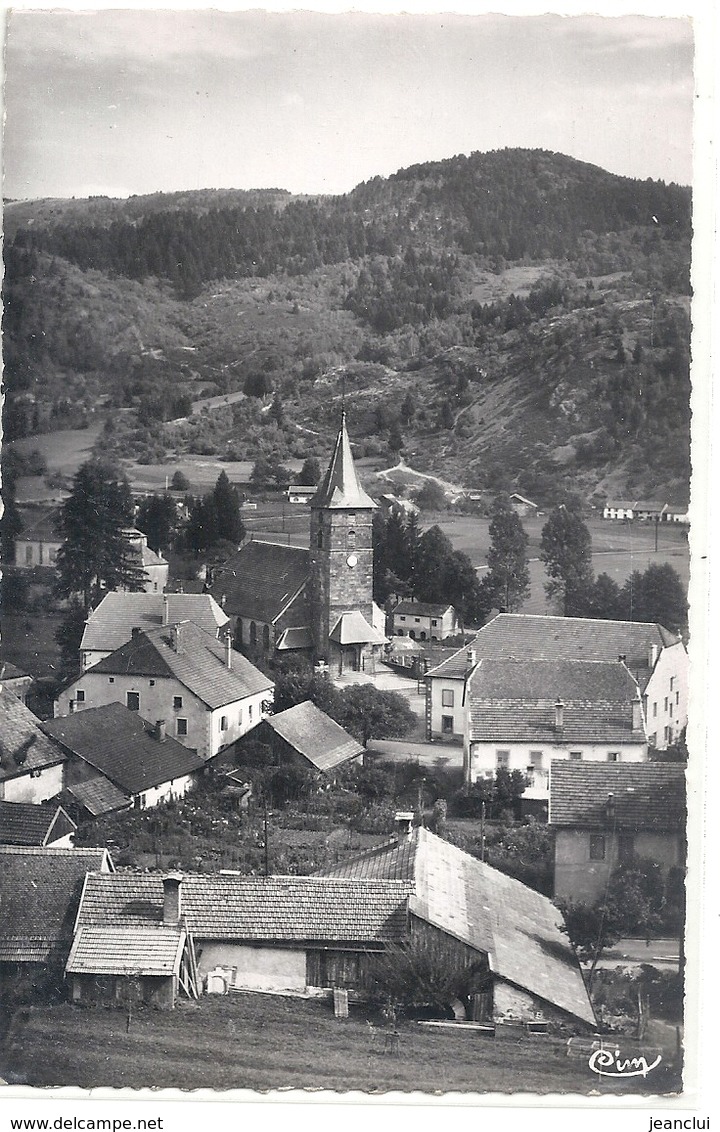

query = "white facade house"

[
  {"left": 602, "top": 500, "right": 637, "bottom": 520},
  {"left": 425, "top": 614, "right": 687, "bottom": 751},
  {"left": 0, "top": 687, "right": 66, "bottom": 803},
  {"left": 55, "top": 622, "right": 274, "bottom": 760},
  {"left": 392, "top": 601, "right": 459, "bottom": 642},
  {"left": 463, "top": 657, "right": 648, "bottom": 798},
  {"left": 123, "top": 528, "right": 170, "bottom": 593}
]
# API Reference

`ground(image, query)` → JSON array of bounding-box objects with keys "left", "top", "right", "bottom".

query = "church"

[{"left": 210, "top": 413, "right": 386, "bottom": 675}]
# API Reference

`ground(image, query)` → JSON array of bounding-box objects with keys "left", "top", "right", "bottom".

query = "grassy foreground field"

[{"left": 1, "top": 994, "right": 681, "bottom": 1096}]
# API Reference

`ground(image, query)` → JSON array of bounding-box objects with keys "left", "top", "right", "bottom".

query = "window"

[
  {"left": 149, "top": 679, "right": 155, "bottom": 687},
  {"left": 76, "top": 689, "right": 85, "bottom": 703},
  {"left": 317, "top": 530, "right": 323, "bottom": 549},
  {"left": 409, "top": 630, "right": 416, "bottom": 640},
  {"left": 618, "top": 834, "right": 635, "bottom": 863},
  {"left": 589, "top": 835, "right": 606, "bottom": 861},
  {"left": 248, "top": 705, "right": 253, "bottom": 721},
  {"left": 414, "top": 617, "right": 420, "bottom": 623},
  {"left": 238, "top": 708, "right": 243, "bottom": 725},
  {"left": 176, "top": 718, "right": 188, "bottom": 737},
  {"left": 419, "top": 631, "right": 427, "bottom": 641},
  {"left": 529, "top": 751, "right": 543, "bottom": 769},
  {"left": 431, "top": 619, "right": 438, "bottom": 627},
  {"left": 664, "top": 697, "right": 669, "bottom": 712},
  {"left": 496, "top": 750, "right": 510, "bottom": 769},
  {"left": 676, "top": 691, "right": 680, "bottom": 705},
  {"left": 127, "top": 691, "right": 140, "bottom": 712},
  {"left": 399, "top": 616, "right": 406, "bottom": 621},
  {"left": 25, "top": 545, "right": 33, "bottom": 564},
  {"left": 569, "top": 751, "right": 583, "bottom": 761},
  {"left": 108, "top": 677, "right": 115, "bottom": 684},
  {"left": 441, "top": 689, "right": 455, "bottom": 708},
  {"left": 607, "top": 752, "right": 620, "bottom": 763},
  {"left": 670, "top": 677, "right": 675, "bottom": 691},
  {"left": 220, "top": 715, "right": 228, "bottom": 732},
  {"left": 653, "top": 702, "right": 657, "bottom": 718},
  {"left": 347, "top": 529, "right": 356, "bottom": 548},
  {"left": 664, "top": 726, "right": 670, "bottom": 742},
  {"left": 153, "top": 583, "right": 158, "bottom": 592},
  {"left": 441, "top": 716, "right": 454, "bottom": 735},
  {"left": 669, "top": 703, "right": 673, "bottom": 718},
  {"left": 173, "top": 696, "right": 183, "bottom": 710}
]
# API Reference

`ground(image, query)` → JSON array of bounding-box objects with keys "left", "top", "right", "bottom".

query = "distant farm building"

[
  {"left": 508, "top": 493, "right": 538, "bottom": 517},
  {"left": 391, "top": 600, "right": 459, "bottom": 641},
  {"left": 286, "top": 486, "right": 316, "bottom": 504}
]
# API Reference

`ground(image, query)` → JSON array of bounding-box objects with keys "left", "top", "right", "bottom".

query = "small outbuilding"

[
  {"left": 0, "top": 800, "right": 76, "bottom": 848},
  {"left": 259, "top": 700, "right": 365, "bottom": 773}
]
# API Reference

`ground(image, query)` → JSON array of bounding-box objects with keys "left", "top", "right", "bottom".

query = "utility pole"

[
  {"left": 654, "top": 514, "right": 659, "bottom": 553},
  {"left": 480, "top": 801, "right": 486, "bottom": 863}
]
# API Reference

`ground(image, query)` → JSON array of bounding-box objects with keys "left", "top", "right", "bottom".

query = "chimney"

[
  {"left": 131, "top": 626, "right": 142, "bottom": 638},
  {"left": 648, "top": 643, "right": 658, "bottom": 669},
  {"left": 171, "top": 625, "right": 182, "bottom": 652},
  {"left": 163, "top": 873, "right": 183, "bottom": 926},
  {"left": 605, "top": 793, "right": 616, "bottom": 823},
  {"left": 631, "top": 693, "right": 643, "bottom": 733},
  {"left": 466, "top": 647, "right": 476, "bottom": 667},
  {"left": 617, "top": 654, "right": 626, "bottom": 664},
  {"left": 554, "top": 699, "right": 564, "bottom": 732},
  {"left": 69, "top": 699, "right": 76, "bottom": 714},
  {"left": 220, "top": 593, "right": 227, "bottom": 609},
  {"left": 155, "top": 719, "right": 167, "bottom": 742},
  {"left": 394, "top": 811, "right": 414, "bottom": 840},
  {"left": 162, "top": 594, "right": 169, "bottom": 626},
  {"left": 225, "top": 629, "right": 233, "bottom": 670}
]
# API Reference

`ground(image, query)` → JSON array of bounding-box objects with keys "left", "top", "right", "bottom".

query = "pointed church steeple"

[{"left": 311, "top": 412, "right": 376, "bottom": 511}]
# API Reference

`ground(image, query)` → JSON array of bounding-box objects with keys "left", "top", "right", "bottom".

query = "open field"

[
  {"left": 0, "top": 994, "right": 681, "bottom": 1094},
  {"left": 8, "top": 424, "right": 104, "bottom": 476}
]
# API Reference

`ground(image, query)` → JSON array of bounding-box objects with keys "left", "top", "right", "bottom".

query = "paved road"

[
  {"left": 367, "top": 738, "right": 464, "bottom": 768},
  {"left": 596, "top": 937, "right": 681, "bottom": 970}
]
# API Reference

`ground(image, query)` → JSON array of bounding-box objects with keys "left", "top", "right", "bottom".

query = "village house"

[
  {"left": 424, "top": 613, "right": 687, "bottom": 750},
  {"left": 602, "top": 500, "right": 637, "bottom": 521},
  {"left": 79, "top": 590, "right": 229, "bottom": 671},
  {"left": 508, "top": 492, "right": 538, "bottom": 517},
  {"left": 391, "top": 599, "right": 459, "bottom": 642},
  {"left": 14, "top": 508, "right": 62, "bottom": 568},
  {"left": 0, "top": 845, "right": 113, "bottom": 1000},
  {"left": 463, "top": 657, "right": 648, "bottom": 802},
  {"left": 322, "top": 825, "right": 596, "bottom": 1029},
  {"left": 286, "top": 485, "right": 316, "bottom": 504},
  {"left": 0, "top": 800, "right": 76, "bottom": 848},
  {"left": 67, "top": 828, "right": 595, "bottom": 1029},
  {"left": 55, "top": 622, "right": 274, "bottom": 760},
  {"left": 256, "top": 700, "right": 365, "bottom": 775},
  {"left": 549, "top": 761, "right": 687, "bottom": 904},
  {"left": 44, "top": 703, "right": 206, "bottom": 815},
  {"left": 211, "top": 413, "right": 386, "bottom": 675},
  {"left": 123, "top": 527, "right": 169, "bottom": 593},
  {"left": 0, "top": 686, "right": 67, "bottom": 803}
]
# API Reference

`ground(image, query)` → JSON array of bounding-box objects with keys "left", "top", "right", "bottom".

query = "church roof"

[
  {"left": 210, "top": 541, "right": 309, "bottom": 624},
  {"left": 311, "top": 415, "right": 376, "bottom": 511}
]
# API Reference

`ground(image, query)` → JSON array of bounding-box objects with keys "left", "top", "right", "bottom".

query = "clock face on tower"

[{"left": 346, "top": 554, "right": 358, "bottom": 568}]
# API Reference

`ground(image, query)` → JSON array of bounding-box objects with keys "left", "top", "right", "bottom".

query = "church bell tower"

[{"left": 308, "top": 411, "right": 382, "bottom": 673}]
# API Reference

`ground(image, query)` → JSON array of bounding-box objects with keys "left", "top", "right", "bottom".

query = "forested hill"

[{"left": 3, "top": 148, "right": 692, "bottom": 505}]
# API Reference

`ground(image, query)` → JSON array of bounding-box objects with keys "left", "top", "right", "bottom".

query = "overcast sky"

[{"left": 3, "top": 9, "right": 694, "bottom": 201}]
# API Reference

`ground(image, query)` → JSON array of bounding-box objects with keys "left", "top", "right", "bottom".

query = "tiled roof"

[
  {"left": 467, "top": 658, "right": 642, "bottom": 744},
  {"left": 634, "top": 500, "right": 667, "bottom": 512},
  {"left": 17, "top": 510, "right": 61, "bottom": 541},
  {"left": 321, "top": 836, "right": 418, "bottom": 882},
  {"left": 310, "top": 416, "right": 376, "bottom": 511},
  {"left": 81, "top": 592, "right": 229, "bottom": 655},
  {"left": 0, "top": 846, "right": 112, "bottom": 963},
  {"left": 66, "top": 925, "right": 185, "bottom": 977},
  {"left": 427, "top": 614, "right": 680, "bottom": 688},
  {"left": 0, "top": 801, "right": 76, "bottom": 847},
  {"left": 469, "top": 657, "right": 639, "bottom": 701},
  {"left": 329, "top": 611, "right": 386, "bottom": 646},
  {"left": 320, "top": 828, "right": 594, "bottom": 1026},
  {"left": 76, "top": 874, "right": 412, "bottom": 944},
  {"left": 43, "top": 704, "right": 206, "bottom": 794},
  {"left": 509, "top": 493, "right": 537, "bottom": 507},
  {"left": 0, "top": 688, "right": 67, "bottom": 784},
  {"left": 549, "top": 762, "right": 687, "bottom": 831},
  {"left": 605, "top": 500, "right": 637, "bottom": 510},
  {"left": 84, "top": 623, "right": 273, "bottom": 709},
  {"left": 425, "top": 643, "right": 479, "bottom": 680},
  {"left": 276, "top": 627, "right": 313, "bottom": 651},
  {"left": 264, "top": 701, "right": 364, "bottom": 772},
  {"left": 210, "top": 540, "right": 309, "bottom": 623},
  {"left": 1, "top": 661, "right": 31, "bottom": 681},
  {"left": 64, "top": 776, "right": 132, "bottom": 817},
  {"left": 394, "top": 601, "right": 453, "bottom": 618}
]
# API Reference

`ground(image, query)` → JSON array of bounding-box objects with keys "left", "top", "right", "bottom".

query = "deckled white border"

[{"left": 1, "top": 0, "right": 716, "bottom": 1125}]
